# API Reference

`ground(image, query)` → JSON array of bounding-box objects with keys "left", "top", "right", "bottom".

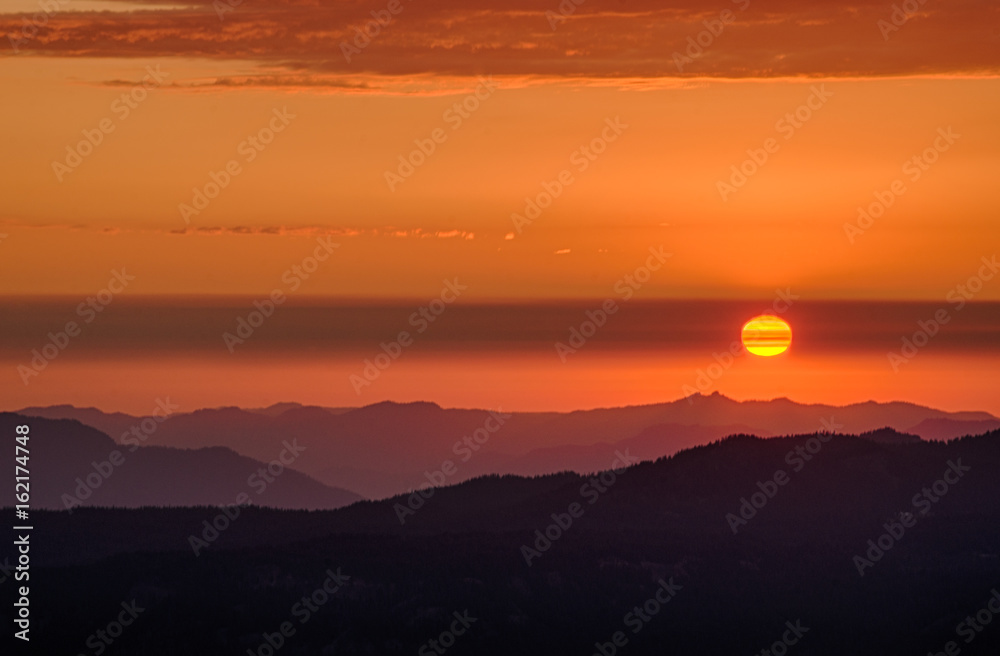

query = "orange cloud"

[{"left": 1, "top": 0, "right": 998, "bottom": 87}]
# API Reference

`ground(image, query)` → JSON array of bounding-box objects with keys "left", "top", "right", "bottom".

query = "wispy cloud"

[{"left": 0, "top": 219, "right": 476, "bottom": 239}]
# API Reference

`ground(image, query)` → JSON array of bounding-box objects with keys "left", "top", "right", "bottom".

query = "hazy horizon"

[
  {"left": 8, "top": 389, "right": 1000, "bottom": 419},
  {"left": 4, "top": 297, "right": 998, "bottom": 414}
]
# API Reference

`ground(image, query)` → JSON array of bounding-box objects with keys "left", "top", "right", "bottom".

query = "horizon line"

[{"left": 8, "top": 392, "right": 1000, "bottom": 420}]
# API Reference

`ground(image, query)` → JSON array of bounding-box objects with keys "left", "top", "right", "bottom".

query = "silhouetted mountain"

[
  {"left": 0, "top": 413, "right": 360, "bottom": 510},
  {"left": 856, "top": 426, "right": 922, "bottom": 444},
  {"left": 7, "top": 428, "right": 1000, "bottom": 655},
  {"left": 17, "top": 403, "right": 141, "bottom": 442},
  {"left": 247, "top": 401, "right": 306, "bottom": 416},
  {"left": 14, "top": 395, "right": 996, "bottom": 499},
  {"left": 247, "top": 402, "right": 356, "bottom": 417}
]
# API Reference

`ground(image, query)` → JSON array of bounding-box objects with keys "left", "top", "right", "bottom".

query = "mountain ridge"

[
  {"left": 13, "top": 394, "right": 997, "bottom": 499},
  {"left": 0, "top": 413, "right": 360, "bottom": 510}
]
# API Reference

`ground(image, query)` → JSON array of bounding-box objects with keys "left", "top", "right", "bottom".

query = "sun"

[{"left": 741, "top": 315, "right": 792, "bottom": 357}]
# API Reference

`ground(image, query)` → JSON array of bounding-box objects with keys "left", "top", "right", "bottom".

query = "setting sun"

[{"left": 741, "top": 315, "right": 792, "bottom": 357}]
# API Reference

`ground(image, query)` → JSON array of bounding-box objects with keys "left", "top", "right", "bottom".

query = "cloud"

[
  {"left": 1, "top": 0, "right": 998, "bottom": 87},
  {"left": 0, "top": 219, "right": 476, "bottom": 239}
]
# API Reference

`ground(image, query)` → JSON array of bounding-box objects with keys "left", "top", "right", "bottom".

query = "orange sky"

[
  {"left": 1, "top": 0, "right": 998, "bottom": 299},
  {"left": 6, "top": 350, "right": 1000, "bottom": 416},
  {"left": 1, "top": 0, "right": 998, "bottom": 412},
  {"left": 1, "top": 65, "right": 997, "bottom": 299}
]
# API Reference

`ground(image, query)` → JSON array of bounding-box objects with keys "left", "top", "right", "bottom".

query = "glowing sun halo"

[{"left": 741, "top": 315, "right": 792, "bottom": 357}]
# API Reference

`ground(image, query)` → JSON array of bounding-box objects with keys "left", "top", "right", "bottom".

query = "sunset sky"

[{"left": 1, "top": 0, "right": 998, "bottom": 413}]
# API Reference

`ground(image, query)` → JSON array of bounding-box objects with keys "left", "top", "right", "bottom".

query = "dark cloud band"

[{"left": 2, "top": 0, "right": 998, "bottom": 84}]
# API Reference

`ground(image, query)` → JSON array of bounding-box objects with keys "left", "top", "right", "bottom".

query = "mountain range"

[
  {"left": 15, "top": 393, "right": 999, "bottom": 499},
  {"left": 0, "top": 413, "right": 360, "bottom": 510},
  {"left": 10, "top": 424, "right": 1000, "bottom": 655}
]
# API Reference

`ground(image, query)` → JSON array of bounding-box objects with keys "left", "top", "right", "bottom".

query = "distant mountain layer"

[
  {"left": 0, "top": 413, "right": 360, "bottom": 510},
  {"left": 906, "top": 417, "right": 1000, "bottom": 441},
  {"left": 15, "top": 394, "right": 997, "bottom": 499}
]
